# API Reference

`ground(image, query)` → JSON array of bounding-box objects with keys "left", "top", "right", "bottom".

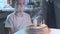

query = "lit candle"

[{"left": 43, "top": 19, "right": 45, "bottom": 24}]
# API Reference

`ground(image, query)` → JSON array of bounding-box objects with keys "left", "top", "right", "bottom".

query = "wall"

[{"left": 54, "top": 0, "right": 60, "bottom": 28}]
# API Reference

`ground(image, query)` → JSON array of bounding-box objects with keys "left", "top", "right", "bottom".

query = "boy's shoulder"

[{"left": 7, "top": 12, "right": 15, "bottom": 19}]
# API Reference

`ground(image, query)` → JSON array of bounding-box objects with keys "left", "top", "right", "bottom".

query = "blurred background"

[{"left": 0, "top": 0, "right": 60, "bottom": 34}]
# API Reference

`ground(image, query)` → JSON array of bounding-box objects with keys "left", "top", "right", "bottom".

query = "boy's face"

[{"left": 15, "top": 0, "right": 25, "bottom": 12}]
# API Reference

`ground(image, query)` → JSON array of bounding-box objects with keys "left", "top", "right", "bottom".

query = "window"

[{"left": 0, "top": 0, "right": 7, "bottom": 4}]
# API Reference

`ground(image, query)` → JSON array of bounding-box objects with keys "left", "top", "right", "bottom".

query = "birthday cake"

[{"left": 25, "top": 24, "right": 50, "bottom": 34}]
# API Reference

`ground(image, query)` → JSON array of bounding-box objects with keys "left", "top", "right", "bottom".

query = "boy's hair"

[
  {"left": 14, "top": 0, "right": 25, "bottom": 6},
  {"left": 14, "top": 0, "right": 25, "bottom": 4}
]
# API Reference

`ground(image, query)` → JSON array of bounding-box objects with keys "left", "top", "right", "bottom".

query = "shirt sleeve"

[{"left": 5, "top": 16, "right": 13, "bottom": 28}]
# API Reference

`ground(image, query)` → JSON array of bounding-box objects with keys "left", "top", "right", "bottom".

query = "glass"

[{"left": 33, "top": 16, "right": 45, "bottom": 26}]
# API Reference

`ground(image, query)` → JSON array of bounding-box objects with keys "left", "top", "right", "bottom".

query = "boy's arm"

[
  {"left": 5, "top": 16, "right": 14, "bottom": 34},
  {"left": 10, "top": 28, "right": 14, "bottom": 34}
]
